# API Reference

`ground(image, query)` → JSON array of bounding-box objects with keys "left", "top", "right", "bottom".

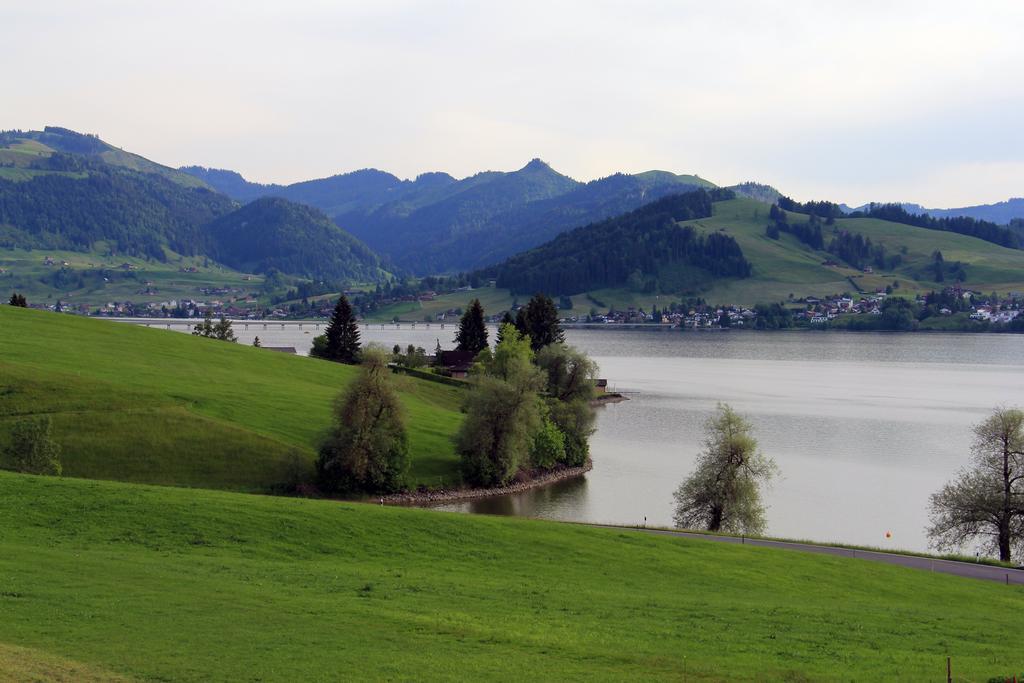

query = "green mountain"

[
  {"left": 485, "top": 189, "right": 750, "bottom": 295},
  {"left": 207, "top": 197, "right": 381, "bottom": 281},
  {"left": 1, "top": 126, "right": 208, "bottom": 188},
  {"left": 0, "top": 148, "right": 235, "bottom": 260},
  {"left": 183, "top": 160, "right": 717, "bottom": 274},
  {"left": 0, "top": 128, "right": 387, "bottom": 288}
]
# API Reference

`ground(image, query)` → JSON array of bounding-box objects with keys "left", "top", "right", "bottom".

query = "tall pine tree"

[
  {"left": 322, "top": 294, "right": 361, "bottom": 364},
  {"left": 455, "top": 299, "right": 489, "bottom": 356},
  {"left": 522, "top": 294, "right": 565, "bottom": 352}
]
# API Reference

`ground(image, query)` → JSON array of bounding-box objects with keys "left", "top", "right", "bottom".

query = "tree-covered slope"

[
  {"left": 486, "top": 189, "right": 750, "bottom": 295},
  {"left": 0, "top": 154, "right": 235, "bottom": 260},
  {"left": 206, "top": 197, "right": 382, "bottom": 281}
]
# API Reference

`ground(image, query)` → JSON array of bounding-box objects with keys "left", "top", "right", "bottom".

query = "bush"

[
  {"left": 5, "top": 416, "right": 62, "bottom": 476},
  {"left": 530, "top": 417, "right": 566, "bottom": 470}
]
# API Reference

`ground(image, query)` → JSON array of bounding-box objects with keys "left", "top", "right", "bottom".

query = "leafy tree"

[
  {"left": 457, "top": 326, "right": 544, "bottom": 486},
  {"left": 213, "top": 315, "right": 236, "bottom": 342},
  {"left": 927, "top": 407, "right": 1024, "bottom": 562},
  {"left": 521, "top": 294, "right": 565, "bottom": 352},
  {"left": 314, "top": 294, "right": 361, "bottom": 363},
  {"left": 530, "top": 415, "right": 566, "bottom": 469},
  {"left": 547, "top": 398, "right": 595, "bottom": 467},
  {"left": 8, "top": 292, "right": 27, "bottom": 307},
  {"left": 455, "top": 298, "right": 489, "bottom": 356},
  {"left": 495, "top": 311, "right": 515, "bottom": 345},
  {"left": 673, "top": 404, "right": 777, "bottom": 534},
  {"left": 536, "top": 344, "right": 597, "bottom": 403},
  {"left": 5, "top": 416, "right": 62, "bottom": 476},
  {"left": 316, "top": 349, "right": 409, "bottom": 493}
]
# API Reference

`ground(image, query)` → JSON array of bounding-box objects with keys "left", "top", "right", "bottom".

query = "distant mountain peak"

[{"left": 520, "top": 158, "right": 553, "bottom": 173}]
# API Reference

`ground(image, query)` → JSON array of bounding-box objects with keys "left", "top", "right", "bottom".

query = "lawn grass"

[
  {"left": 0, "top": 470, "right": 1021, "bottom": 681},
  {"left": 0, "top": 306, "right": 465, "bottom": 490}
]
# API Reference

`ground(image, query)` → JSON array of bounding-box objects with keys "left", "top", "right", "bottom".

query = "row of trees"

[
  {"left": 191, "top": 311, "right": 237, "bottom": 342},
  {"left": 8, "top": 292, "right": 27, "bottom": 307}
]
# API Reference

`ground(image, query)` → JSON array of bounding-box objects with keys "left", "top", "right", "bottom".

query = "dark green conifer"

[
  {"left": 323, "top": 294, "right": 361, "bottom": 363},
  {"left": 455, "top": 299, "right": 489, "bottom": 356}
]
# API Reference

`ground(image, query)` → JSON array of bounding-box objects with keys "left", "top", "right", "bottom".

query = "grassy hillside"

[
  {"left": 1, "top": 127, "right": 208, "bottom": 189},
  {"left": 0, "top": 247, "right": 263, "bottom": 312},
  {"left": 1, "top": 471, "right": 1022, "bottom": 681},
  {"left": 0, "top": 307, "right": 464, "bottom": 489},
  {"left": 689, "top": 198, "right": 1024, "bottom": 304}
]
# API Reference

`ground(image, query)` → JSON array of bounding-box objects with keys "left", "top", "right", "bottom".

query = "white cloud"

[{"left": 3, "top": 0, "right": 1023, "bottom": 206}]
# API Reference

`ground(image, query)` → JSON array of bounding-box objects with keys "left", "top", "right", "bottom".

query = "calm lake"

[{"left": 160, "top": 321, "right": 1024, "bottom": 552}]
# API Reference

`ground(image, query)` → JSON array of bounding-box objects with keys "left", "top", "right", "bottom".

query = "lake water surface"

[{"left": 175, "top": 321, "right": 1024, "bottom": 552}]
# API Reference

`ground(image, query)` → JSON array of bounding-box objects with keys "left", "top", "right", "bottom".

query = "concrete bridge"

[{"left": 109, "top": 317, "right": 447, "bottom": 331}]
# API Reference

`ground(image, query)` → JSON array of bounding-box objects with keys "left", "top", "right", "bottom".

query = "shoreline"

[{"left": 381, "top": 459, "right": 593, "bottom": 506}]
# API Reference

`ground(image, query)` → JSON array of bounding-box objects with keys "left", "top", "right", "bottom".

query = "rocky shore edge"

[{"left": 382, "top": 459, "right": 594, "bottom": 506}]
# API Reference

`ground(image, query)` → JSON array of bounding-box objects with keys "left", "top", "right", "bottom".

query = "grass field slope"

[
  {"left": 0, "top": 471, "right": 1021, "bottom": 681},
  {"left": 690, "top": 198, "right": 1024, "bottom": 304},
  {"left": 0, "top": 307, "right": 464, "bottom": 490}
]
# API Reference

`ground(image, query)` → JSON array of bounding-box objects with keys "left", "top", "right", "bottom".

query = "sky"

[{"left": 4, "top": 0, "right": 1024, "bottom": 207}]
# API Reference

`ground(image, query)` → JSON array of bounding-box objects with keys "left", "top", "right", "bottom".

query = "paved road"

[{"left": 591, "top": 525, "right": 1024, "bottom": 585}]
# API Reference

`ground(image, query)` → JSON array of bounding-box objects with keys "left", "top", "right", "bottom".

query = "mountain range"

[
  {"left": 3, "top": 125, "right": 1024, "bottom": 303},
  {"left": 182, "top": 160, "right": 719, "bottom": 274}
]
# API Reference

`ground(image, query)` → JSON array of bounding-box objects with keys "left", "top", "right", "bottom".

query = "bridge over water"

[{"left": 109, "top": 318, "right": 450, "bottom": 331}]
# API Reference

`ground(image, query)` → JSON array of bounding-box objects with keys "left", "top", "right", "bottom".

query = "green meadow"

[
  {"left": 0, "top": 471, "right": 1021, "bottom": 681},
  {"left": 0, "top": 306, "right": 465, "bottom": 490}
]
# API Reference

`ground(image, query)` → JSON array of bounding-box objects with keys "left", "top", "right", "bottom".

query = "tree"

[
  {"left": 521, "top": 294, "right": 565, "bottom": 352},
  {"left": 456, "top": 325, "right": 544, "bottom": 486},
  {"left": 8, "top": 292, "right": 27, "bottom": 307},
  {"left": 5, "top": 416, "right": 62, "bottom": 476},
  {"left": 316, "top": 349, "right": 409, "bottom": 493},
  {"left": 192, "top": 310, "right": 215, "bottom": 337},
  {"left": 536, "top": 344, "right": 598, "bottom": 403},
  {"left": 192, "top": 311, "right": 236, "bottom": 342},
  {"left": 927, "top": 407, "right": 1024, "bottom": 562},
  {"left": 530, "top": 414, "right": 566, "bottom": 469},
  {"left": 455, "top": 298, "right": 489, "bottom": 356},
  {"left": 673, "top": 404, "right": 776, "bottom": 534},
  {"left": 495, "top": 311, "right": 515, "bottom": 345},
  {"left": 213, "top": 315, "right": 236, "bottom": 342},
  {"left": 314, "top": 295, "right": 361, "bottom": 363}
]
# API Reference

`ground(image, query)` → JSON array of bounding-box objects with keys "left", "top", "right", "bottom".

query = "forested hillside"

[
  {"left": 0, "top": 155, "right": 235, "bottom": 259},
  {"left": 206, "top": 197, "right": 381, "bottom": 281},
  {"left": 487, "top": 189, "right": 750, "bottom": 295}
]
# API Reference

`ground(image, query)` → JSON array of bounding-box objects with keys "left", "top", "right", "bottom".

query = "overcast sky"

[{"left": 4, "top": 1, "right": 1023, "bottom": 207}]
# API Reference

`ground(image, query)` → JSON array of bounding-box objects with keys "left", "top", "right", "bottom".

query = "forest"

[{"left": 486, "top": 189, "right": 751, "bottom": 296}]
